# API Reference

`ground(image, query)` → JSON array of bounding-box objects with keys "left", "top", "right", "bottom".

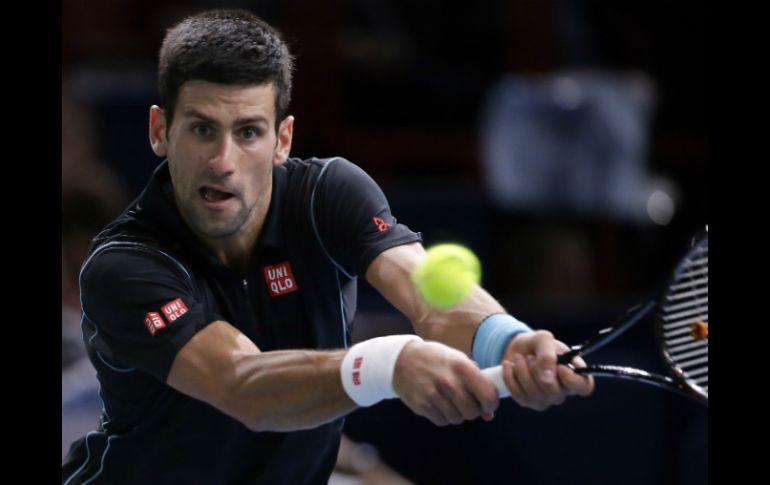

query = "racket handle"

[{"left": 481, "top": 365, "right": 510, "bottom": 398}]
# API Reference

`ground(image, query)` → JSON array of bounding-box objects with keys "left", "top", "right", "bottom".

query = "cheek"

[
  {"left": 169, "top": 160, "right": 196, "bottom": 195},
  {"left": 243, "top": 158, "right": 274, "bottom": 197}
]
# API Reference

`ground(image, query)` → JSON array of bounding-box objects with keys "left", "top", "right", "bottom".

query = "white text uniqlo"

[
  {"left": 264, "top": 261, "right": 299, "bottom": 297},
  {"left": 162, "top": 298, "right": 189, "bottom": 322},
  {"left": 144, "top": 312, "right": 166, "bottom": 336}
]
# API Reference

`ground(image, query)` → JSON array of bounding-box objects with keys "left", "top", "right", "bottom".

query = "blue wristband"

[{"left": 472, "top": 313, "right": 532, "bottom": 369}]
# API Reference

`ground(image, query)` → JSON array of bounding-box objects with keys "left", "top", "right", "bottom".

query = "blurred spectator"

[
  {"left": 331, "top": 435, "right": 414, "bottom": 485},
  {"left": 62, "top": 82, "right": 129, "bottom": 364},
  {"left": 62, "top": 83, "right": 129, "bottom": 458},
  {"left": 481, "top": 69, "right": 656, "bottom": 223}
]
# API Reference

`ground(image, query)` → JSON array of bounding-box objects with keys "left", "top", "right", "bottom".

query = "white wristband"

[{"left": 340, "top": 335, "right": 423, "bottom": 407}]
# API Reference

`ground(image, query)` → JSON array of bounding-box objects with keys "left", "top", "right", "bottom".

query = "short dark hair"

[{"left": 158, "top": 9, "right": 294, "bottom": 128}]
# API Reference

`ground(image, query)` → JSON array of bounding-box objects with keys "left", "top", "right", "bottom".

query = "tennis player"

[{"left": 62, "top": 9, "right": 593, "bottom": 484}]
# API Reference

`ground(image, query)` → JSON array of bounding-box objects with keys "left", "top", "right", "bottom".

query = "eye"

[
  {"left": 240, "top": 127, "right": 261, "bottom": 140},
  {"left": 191, "top": 123, "right": 213, "bottom": 138}
]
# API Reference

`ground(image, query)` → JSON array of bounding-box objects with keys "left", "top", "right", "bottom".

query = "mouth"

[{"left": 199, "top": 186, "right": 236, "bottom": 208}]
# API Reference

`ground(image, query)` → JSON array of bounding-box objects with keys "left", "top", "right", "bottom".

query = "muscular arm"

[
  {"left": 167, "top": 243, "right": 510, "bottom": 432},
  {"left": 365, "top": 242, "right": 505, "bottom": 356},
  {"left": 367, "top": 242, "right": 594, "bottom": 410},
  {"left": 167, "top": 320, "right": 357, "bottom": 432}
]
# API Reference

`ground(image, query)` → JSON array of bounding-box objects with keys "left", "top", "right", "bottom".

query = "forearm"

[
  {"left": 168, "top": 322, "right": 357, "bottom": 433},
  {"left": 365, "top": 243, "right": 505, "bottom": 357},
  {"left": 411, "top": 285, "right": 505, "bottom": 356},
  {"left": 171, "top": 321, "right": 425, "bottom": 433},
  {"left": 224, "top": 348, "right": 356, "bottom": 432}
]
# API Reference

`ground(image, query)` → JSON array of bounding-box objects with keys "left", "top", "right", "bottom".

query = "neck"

[
  {"left": 200, "top": 190, "right": 271, "bottom": 276},
  {"left": 207, "top": 222, "right": 262, "bottom": 275}
]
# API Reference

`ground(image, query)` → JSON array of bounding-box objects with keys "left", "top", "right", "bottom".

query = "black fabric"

[{"left": 62, "top": 157, "right": 422, "bottom": 484}]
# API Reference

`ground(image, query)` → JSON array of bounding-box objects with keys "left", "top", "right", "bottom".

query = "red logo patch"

[
  {"left": 161, "top": 298, "right": 189, "bottom": 323},
  {"left": 373, "top": 217, "right": 390, "bottom": 232},
  {"left": 264, "top": 261, "right": 299, "bottom": 297},
  {"left": 144, "top": 312, "right": 166, "bottom": 336},
  {"left": 352, "top": 356, "right": 363, "bottom": 385}
]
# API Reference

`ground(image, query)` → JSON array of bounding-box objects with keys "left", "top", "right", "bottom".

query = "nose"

[{"left": 207, "top": 135, "right": 236, "bottom": 177}]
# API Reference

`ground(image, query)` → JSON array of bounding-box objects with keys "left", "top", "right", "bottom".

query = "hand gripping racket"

[{"left": 482, "top": 230, "right": 708, "bottom": 406}]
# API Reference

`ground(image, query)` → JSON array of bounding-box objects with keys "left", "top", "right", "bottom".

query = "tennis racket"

[{"left": 482, "top": 229, "right": 708, "bottom": 406}]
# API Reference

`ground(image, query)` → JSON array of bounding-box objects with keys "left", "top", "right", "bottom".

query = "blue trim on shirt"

[
  {"left": 310, "top": 157, "right": 357, "bottom": 347},
  {"left": 64, "top": 431, "right": 97, "bottom": 485},
  {"left": 81, "top": 434, "right": 117, "bottom": 484},
  {"left": 309, "top": 158, "right": 356, "bottom": 280}
]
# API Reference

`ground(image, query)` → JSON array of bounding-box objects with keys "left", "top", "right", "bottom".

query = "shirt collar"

[
  {"left": 138, "top": 160, "right": 286, "bottom": 255},
  {"left": 257, "top": 162, "right": 286, "bottom": 249}
]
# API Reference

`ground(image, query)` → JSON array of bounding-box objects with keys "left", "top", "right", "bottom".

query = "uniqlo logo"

[
  {"left": 352, "top": 356, "right": 363, "bottom": 385},
  {"left": 264, "top": 261, "right": 299, "bottom": 297},
  {"left": 161, "top": 298, "right": 189, "bottom": 323},
  {"left": 144, "top": 312, "right": 166, "bottom": 336}
]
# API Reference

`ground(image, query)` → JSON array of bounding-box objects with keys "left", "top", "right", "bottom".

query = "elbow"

[
  {"left": 242, "top": 416, "right": 299, "bottom": 433},
  {"left": 237, "top": 407, "right": 288, "bottom": 433},
  {"left": 234, "top": 405, "right": 273, "bottom": 433},
  {"left": 235, "top": 411, "right": 270, "bottom": 433},
  {"left": 243, "top": 417, "right": 268, "bottom": 433},
  {"left": 238, "top": 408, "right": 324, "bottom": 433},
  {"left": 216, "top": 398, "right": 272, "bottom": 433}
]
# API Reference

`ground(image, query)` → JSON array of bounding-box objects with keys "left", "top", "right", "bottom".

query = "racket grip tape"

[{"left": 481, "top": 365, "right": 510, "bottom": 398}]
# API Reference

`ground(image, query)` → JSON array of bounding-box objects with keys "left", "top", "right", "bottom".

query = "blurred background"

[{"left": 62, "top": 1, "right": 707, "bottom": 483}]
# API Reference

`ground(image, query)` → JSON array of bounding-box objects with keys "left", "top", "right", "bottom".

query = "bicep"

[
  {"left": 81, "top": 247, "right": 223, "bottom": 380},
  {"left": 313, "top": 158, "right": 422, "bottom": 276}
]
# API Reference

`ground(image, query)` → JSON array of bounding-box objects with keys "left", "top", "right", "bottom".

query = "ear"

[
  {"left": 149, "top": 105, "right": 168, "bottom": 157},
  {"left": 273, "top": 115, "right": 294, "bottom": 166}
]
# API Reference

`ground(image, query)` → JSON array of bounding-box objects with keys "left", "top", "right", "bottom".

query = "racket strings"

[
  {"left": 659, "top": 239, "right": 708, "bottom": 398},
  {"left": 665, "top": 291, "right": 708, "bottom": 307},
  {"left": 663, "top": 321, "right": 709, "bottom": 338},
  {"left": 667, "top": 339, "right": 707, "bottom": 354},
  {"left": 665, "top": 287, "right": 708, "bottom": 307}
]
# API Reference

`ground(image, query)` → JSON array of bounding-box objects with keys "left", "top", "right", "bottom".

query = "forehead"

[{"left": 175, "top": 81, "right": 277, "bottom": 124}]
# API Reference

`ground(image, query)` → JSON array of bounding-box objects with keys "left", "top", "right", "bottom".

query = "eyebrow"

[{"left": 183, "top": 109, "right": 270, "bottom": 127}]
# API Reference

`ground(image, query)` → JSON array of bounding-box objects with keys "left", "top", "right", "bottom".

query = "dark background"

[{"left": 62, "top": 1, "right": 708, "bottom": 483}]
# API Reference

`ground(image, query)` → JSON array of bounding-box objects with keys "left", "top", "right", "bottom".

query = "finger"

[
  {"left": 556, "top": 364, "right": 595, "bottom": 397},
  {"left": 501, "top": 360, "right": 524, "bottom": 402},
  {"left": 525, "top": 354, "right": 551, "bottom": 394},
  {"left": 526, "top": 354, "right": 565, "bottom": 407},
  {"left": 510, "top": 354, "right": 549, "bottom": 410},
  {"left": 443, "top": 383, "right": 486, "bottom": 422},
  {"left": 527, "top": 331, "right": 561, "bottom": 386},
  {"left": 570, "top": 354, "right": 589, "bottom": 369},
  {"left": 462, "top": 366, "right": 500, "bottom": 418},
  {"left": 557, "top": 352, "right": 595, "bottom": 396},
  {"left": 533, "top": 343, "right": 561, "bottom": 394},
  {"left": 416, "top": 397, "right": 451, "bottom": 426},
  {"left": 553, "top": 339, "right": 572, "bottom": 353},
  {"left": 428, "top": 386, "right": 465, "bottom": 425}
]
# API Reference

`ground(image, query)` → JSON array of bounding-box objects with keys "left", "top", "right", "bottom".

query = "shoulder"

[
  {"left": 81, "top": 239, "right": 195, "bottom": 292},
  {"left": 282, "top": 156, "right": 367, "bottom": 186},
  {"left": 276, "top": 157, "right": 379, "bottom": 215}
]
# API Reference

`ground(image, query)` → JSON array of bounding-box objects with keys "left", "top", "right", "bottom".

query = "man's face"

[{"left": 149, "top": 81, "right": 293, "bottom": 242}]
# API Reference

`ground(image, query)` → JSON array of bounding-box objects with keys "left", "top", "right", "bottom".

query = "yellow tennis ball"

[{"left": 412, "top": 243, "right": 481, "bottom": 309}]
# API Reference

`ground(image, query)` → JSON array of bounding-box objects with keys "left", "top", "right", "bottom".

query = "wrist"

[
  {"left": 340, "top": 335, "right": 423, "bottom": 407},
  {"left": 471, "top": 313, "right": 532, "bottom": 368}
]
